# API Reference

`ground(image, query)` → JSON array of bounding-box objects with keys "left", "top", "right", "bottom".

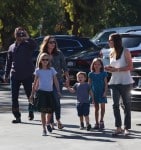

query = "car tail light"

[
  {"left": 130, "top": 50, "right": 141, "bottom": 57},
  {"left": 76, "top": 60, "right": 90, "bottom": 67}
]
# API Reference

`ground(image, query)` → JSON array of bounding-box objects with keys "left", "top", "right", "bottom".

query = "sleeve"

[
  {"left": 88, "top": 72, "right": 92, "bottom": 79},
  {"left": 103, "top": 71, "right": 108, "bottom": 77},
  {"left": 59, "top": 50, "right": 68, "bottom": 72},
  {"left": 51, "top": 67, "right": 57, "bottom": 76},
  {"left": 4, "top": 47, "right": 12, "bottom": 78},
  {"left": 35, "top": 53, "right": 41, "bottom": 68},
  {"left": 34, "top": 68, "right": 39, "bottom": 76},
  {"left": 27, "top": 38, "right": 37, "bottom": 51}
]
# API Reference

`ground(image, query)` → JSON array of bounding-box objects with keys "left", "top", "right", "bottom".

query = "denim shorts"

[{"left": 76, "top": 103, "right": 90, "bottom": 116}]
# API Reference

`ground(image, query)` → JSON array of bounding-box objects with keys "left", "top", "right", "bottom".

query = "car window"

[
  {"left": 122, "top": 36, "right": 141, "bottom": 48},
  {"left": 56, "top": 39, "right": 82, "bottom": 48},
  {"left": 98, "top": 31, "right": 116, "bottom": 42}
]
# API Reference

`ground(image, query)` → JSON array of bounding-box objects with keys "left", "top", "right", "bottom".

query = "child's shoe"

[
  {"left": 99, "top": 121, "right": 105, "bottom": 129},
  {"left": 80, "top": 122, "right": 84, "bottom": 130},
  {"left": 124, "top": 129, "right": 130, "bottom": 136},
  {"left": 42, "top": 130, "right": 47, "bottom": 136},
  {"left": 47, "top": 124, "right": 52, "bottom": 133},
  {"left": 86, "top": 124, "right": 91, "bottom": 131}
]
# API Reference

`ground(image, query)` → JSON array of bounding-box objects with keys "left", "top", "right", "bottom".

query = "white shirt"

[{"left": 109, "top": 50, "right": 134, "bottom": 85}]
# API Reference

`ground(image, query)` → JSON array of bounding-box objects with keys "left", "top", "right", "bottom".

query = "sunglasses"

[
  {"left": 108, "top": 39, "right": 113, "bottom": 42},
  {"left": 42, "top": 59, "right": 49, "bottom": 61},
  {"left": 48, "top": 41, "right": 56, "bottom": 44}
]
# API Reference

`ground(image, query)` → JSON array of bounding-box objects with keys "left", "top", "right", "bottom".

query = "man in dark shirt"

[{"left": 4, "top": 26, "right": 36, "bottom": 123}]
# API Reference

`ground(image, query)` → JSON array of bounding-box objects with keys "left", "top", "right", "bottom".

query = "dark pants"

[
  {"left": 110, "top": 84, "right": 132, "bottom": 129},
  {"left": 11, "top": 76, "right": 33, "bottom": 119},
  {"left": 50, "top": 79, "right": 63, "bottom": 123}
]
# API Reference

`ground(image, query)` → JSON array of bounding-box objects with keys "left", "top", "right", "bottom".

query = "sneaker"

[
  {"left": 42, "top": 130, "right": 47, "bottom": 136},
  {"left": 124, "top": 129, "right": 130, "bottom": 136},
  {"left": 99, "top": 121, "right": 105, "bottom": 129},
  {"left": 80, "top": 122, "right": 84, "bottom": 130},
  {"left": 12, "top": 118, "right": 21, "bottom": 123},
  {"left": 28, "top": 111, "right": 34, "bottom": 120},
  {"left": 47, "top": 124, "right": 52, "bottom": 133},
  {"left": 86, "top": 124, "right": 91, "bottom": 131},
  {"left": 93, "top": 124, "right": 99, "bottom": 129}
]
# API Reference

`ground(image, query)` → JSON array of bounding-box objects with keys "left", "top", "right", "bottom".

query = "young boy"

[{"left": 66, "top": 71, "right": 94, "bottom": 131}]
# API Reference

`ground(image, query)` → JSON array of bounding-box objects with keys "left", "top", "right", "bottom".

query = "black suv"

[{"left": 34, "top": 35, "right": 100, "bottom": 57}]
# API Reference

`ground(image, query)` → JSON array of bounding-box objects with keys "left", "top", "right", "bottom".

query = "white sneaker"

[{"left": 124, "top": 129, "right": 130, "bottom": 136}]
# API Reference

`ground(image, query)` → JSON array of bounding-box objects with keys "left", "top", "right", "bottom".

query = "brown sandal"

[
  {"left": 112, "top": 129, "right": 122, "bottom": 136},
  {"left": 58, "top": 123, "right": 64, "bottom": 129}
]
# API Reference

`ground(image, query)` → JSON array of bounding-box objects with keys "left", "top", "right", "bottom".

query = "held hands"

[
  {"left": 57, "top": 91, "right": 62, "bottom": 98},
  {"left": 29, "top": 95, "right": 34, "bottom": 105}
]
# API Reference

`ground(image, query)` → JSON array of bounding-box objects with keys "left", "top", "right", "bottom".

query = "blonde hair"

[
  {"left": 76, "top": 71, "right": 87, "bottom": 79},
  {"left": 37, "top": 53, "right": 51, "bottom": 69}
]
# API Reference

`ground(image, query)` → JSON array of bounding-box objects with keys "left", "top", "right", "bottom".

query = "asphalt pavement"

[{"left": 0, "top": 84, "right": 141, "bottom": 150}]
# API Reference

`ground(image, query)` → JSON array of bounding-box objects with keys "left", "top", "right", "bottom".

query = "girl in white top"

[
  {"left": 29, "top": 53, "right": 61, "bottom": 136},
  {"left": 105, "top": 33, "right": 134, "bottom": 136}
]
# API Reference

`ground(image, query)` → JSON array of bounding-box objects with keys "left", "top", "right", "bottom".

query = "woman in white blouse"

[{"left": 105, "top": 33, "right": 134, "bottom": 136}]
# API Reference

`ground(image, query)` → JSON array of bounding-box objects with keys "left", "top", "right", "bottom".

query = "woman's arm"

[
  {"left": 53, "top": 75, "right": 61, "bottom": 96},
  {"left": 105, "top": 49, "right": 133, "bottom": 72},
  {"left": 67, "top": 86, "right": 76, "bottom": 93}
]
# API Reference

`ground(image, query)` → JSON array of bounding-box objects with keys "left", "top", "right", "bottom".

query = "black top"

[{"left": 5, "top": 38, "right": 36, "bottom": 80}]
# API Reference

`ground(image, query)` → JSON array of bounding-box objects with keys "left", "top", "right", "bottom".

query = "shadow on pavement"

[{"left": 50, "top": 126, "right": 141, "bottom": 141}]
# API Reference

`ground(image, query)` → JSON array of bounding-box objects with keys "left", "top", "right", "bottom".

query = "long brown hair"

[
  {"left": 90, "top": 57, "right": 104, "bottom": 72},
  {"left": 110, "top": 33, "right": 123, "bottom": 60},
  {"left": 39, "top": 35, "right": 58, "bottom": 55}
]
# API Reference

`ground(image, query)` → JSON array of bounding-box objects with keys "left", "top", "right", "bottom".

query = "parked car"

[
  {"left": 131, "top": 88, "right": 141, "bottom": 111},
  {"left": 131, "top": 56, "right": 141, "bottom": 111},
  {"left": 0, "top": 51, "right": 7, "bottom": 83},
  {"left": 101, "top": 31, "right": 141, "bottom": 66},
  {"left": 35, "top": 35, "right": 100, "bottom": 57},
  {"left": 66, "top": 49, "right": 100, "bottom": 85},
  {"left": 91, "top": 26, "right": 141, "bottom": 48}
]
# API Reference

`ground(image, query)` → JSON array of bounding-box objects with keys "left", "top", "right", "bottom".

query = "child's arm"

[
  {"left": 29, "top": 75, "right": 39, "bottom": 104},
  {"left": 88, "top": 77, "right": 91, "bottom": 85},
  {"left": 103, "top": 77, "right": 108, "bottom": 97},
  {"left": 65, "top": 80, "right": 76, "bottom": 93},
  {"left": 89, "top": 89, "right": 95, "bottom": 104}
]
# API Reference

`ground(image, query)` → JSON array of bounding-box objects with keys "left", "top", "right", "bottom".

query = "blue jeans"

[
  {"left": 50, "top": 79, "right": 63, "bottom": 123},
  {"left": 11, "top": 76, "right": 33, "bottom": 119},
  {"left": 110, "top": 84, "right": 132, "bottom": 129}
]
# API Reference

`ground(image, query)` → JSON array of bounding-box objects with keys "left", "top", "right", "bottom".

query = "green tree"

[
  {"left": 0, "top": 0, "right": 65, "bottom": 51},
  {"left": 61, "top": 0, "right": 141, "bottom": 37}
]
